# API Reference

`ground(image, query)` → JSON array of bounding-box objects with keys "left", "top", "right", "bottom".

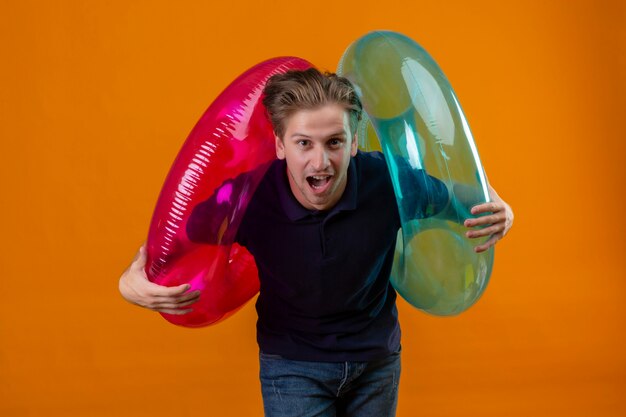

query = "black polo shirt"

[{"left": 187, "top": 151, "right": 448, "bottom": 362}]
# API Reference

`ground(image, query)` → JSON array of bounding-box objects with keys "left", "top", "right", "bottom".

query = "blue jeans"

[{"left": 259, "top": 351, "right": 401, "bottom": 417}]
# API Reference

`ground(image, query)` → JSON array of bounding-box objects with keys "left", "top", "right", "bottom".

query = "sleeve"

[
  {"left": 393, "top": 157, "right": 449, "bottom": 220},
  {"left": 186, "top": 175, "right": 250, "bottom": 245}
]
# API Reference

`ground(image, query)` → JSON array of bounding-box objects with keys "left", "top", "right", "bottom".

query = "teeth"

[{"left": 307, "top": 175, "right": 331, "bottom": 190}]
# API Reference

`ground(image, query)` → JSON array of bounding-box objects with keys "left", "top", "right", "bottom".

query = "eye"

[
  {"left": 297, "top": 139, "right": 310, "bottom": 147},
  {"left": 328, "top": 137, "right": 343, "bottom": 147}
]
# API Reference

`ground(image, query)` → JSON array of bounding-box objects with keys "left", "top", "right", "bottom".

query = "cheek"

[
  {"left": 287, "top": 157, "right": 306, "bottom": 177},
  {"left": 340, "top": 152, "right": 352, "bottom": 168}
]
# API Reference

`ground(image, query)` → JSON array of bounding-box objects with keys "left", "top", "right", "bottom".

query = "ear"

[
  {"left": 350, "top": 133, "right": 358, "bottom": 157},
  {"left": 275, "top": 134, "right": 286, "bottom": 160}
]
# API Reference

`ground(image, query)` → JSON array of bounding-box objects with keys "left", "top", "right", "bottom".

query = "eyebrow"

[{"left": 289, "top": 131, "right": 347, "bottom": 139}]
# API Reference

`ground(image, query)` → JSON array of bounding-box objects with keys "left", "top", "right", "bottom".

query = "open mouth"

[{"left": 306, "top": 175, "right": 332, "bottom": 190}]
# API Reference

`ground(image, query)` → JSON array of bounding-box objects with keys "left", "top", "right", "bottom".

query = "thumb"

[
  {"left": 138, "top": 243, "right": 147, "bottom": 259},
  {"left": 132, "top": 243, "right": 148, "bottom": 270}
]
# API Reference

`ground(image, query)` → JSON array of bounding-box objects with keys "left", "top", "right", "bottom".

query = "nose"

[{"left": 311, "top": 146, "right": 329, "bottom": 171}]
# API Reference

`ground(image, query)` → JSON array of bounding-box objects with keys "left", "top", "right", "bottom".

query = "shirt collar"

[{"left": 274, "top": 156, "right": 358, "bottom": 221}]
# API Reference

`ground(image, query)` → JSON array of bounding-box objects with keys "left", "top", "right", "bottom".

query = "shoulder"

[
  {"left": 242, "top": 158, "right": 285, "bottom": 214},
  {"left": 254, "top": 158, "right": 284, "bottom": 196},
  {"left": 353, "top": 150, "right": 391, "bottom": 183},
  {"left": 354, "top": 150, "right": 388, "bottom": 174},
  {"left": 351, "top": 151, "right": 395, "bottom": 203},
  {"left": 355, "top": 150, "right": 387, "bottom": 165}
]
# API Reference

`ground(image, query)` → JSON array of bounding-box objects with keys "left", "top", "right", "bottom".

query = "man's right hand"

[{"left": 118, "top": 245, "right": 201, "bottom": 315}]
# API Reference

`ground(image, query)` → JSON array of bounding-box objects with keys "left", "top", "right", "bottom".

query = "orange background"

[{"left": 1, "top": 1, "right": 624, "bottom": 416}]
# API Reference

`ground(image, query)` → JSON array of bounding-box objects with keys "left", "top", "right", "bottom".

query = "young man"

[{"left": 119, "top": 68, "right": 513, "bottom": 417}]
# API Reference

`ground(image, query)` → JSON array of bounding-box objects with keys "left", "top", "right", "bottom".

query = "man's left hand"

[{"left": 463, "top": 185, "right": 514, "bottom": 253}]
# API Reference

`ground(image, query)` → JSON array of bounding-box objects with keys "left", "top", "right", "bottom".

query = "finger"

[
  {"left": 466, "top": 224, "right": 504, "bottom": 239},
  {"left": 155, "top": 307, "right": 194, "bottom": 315},
  {"left": 171, "top": 290, "right": 201, "bottom": 303},
  {"left": 470, "top": 202, "right": 503, "bottom": 215},
  {"left": 473, "top": 234, "right": 501, "bottom": 253},
  {"left": 131, "top": 246, "right": 149, "bottom": 271},
  {"left": 154, "top": 291, "right": 201, "bottom": 307},
  {"left": 465, "top": 216, "right": 494, "bottom": 228},
  {"left": 464, "top": 212, "right": 505, "bottom": 228},
  {"left": 139, "top": 293, "right": 198, "bottom": 309},
  {"left": 174, "top": 297, "right": 200, "bottom": 308},
  {"left": 146, "top": 282, "right": 194, "bottom": 298},
  {"left": 150, "top": 297, "right": 200, "bottom": 310}
]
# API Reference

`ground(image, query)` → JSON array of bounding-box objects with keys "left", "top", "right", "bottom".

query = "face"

[{"left": 275, "top": 103, "right": 358, "bottom": 211}]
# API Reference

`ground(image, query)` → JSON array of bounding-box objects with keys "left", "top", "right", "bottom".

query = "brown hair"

[{"left": 262, "top": 68, "right": 362, "bottom": 139}]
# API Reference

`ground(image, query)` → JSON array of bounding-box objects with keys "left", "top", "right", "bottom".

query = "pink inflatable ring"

[{"left": 146, "top": 57, "right": 312, "bottom": 327}]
